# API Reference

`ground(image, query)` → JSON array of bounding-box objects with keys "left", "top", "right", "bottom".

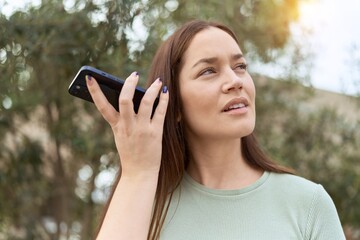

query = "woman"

[{"left": 86, "top": 20, "right": 345, "bottom": 239}]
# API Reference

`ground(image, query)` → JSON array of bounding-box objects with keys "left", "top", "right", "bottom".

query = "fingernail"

[
  {"left": 158, "top": 77, "right": 162, "bottom": 82},
  {"left": 86, "top": 75, "right": 93, "bottom": 85},
  {"left": 154, "top": 77, "right": 161, "bottom": 84},
  {"left": 162, "top": 85, "right": 168, "bottom": 93},
  {"left": 135, "top": 71, "right": 139, "bottom": 76}
]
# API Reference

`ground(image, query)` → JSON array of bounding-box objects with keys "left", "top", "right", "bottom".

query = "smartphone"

[{"left": 68, "top": 66, "right": 158, "bottom": 113}]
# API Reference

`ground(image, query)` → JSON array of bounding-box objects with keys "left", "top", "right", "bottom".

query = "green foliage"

[{"left": 1, "top": 0, "right": 359, "bottom": 239}]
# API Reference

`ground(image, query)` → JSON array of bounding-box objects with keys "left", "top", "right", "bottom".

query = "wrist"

[{"left": 121, "top": 168, "right": 160, "bottom": 182}]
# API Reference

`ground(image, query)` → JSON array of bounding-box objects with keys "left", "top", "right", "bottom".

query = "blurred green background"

[{"left": 0, "top": 0, "right": 359, "bottom": 239}]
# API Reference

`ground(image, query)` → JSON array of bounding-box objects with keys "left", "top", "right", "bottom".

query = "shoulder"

[
  {"left": 268, "top": 172, "right": 321, "bottom": 199},
  {"left": 270, "top": 172, "right": 318, "bottom": 189},
  {"left": 268, "top": 172, "right": 345, "bottom": 239},
  {"left": 269, "top": 173, "right": 335, "bottom": 215},
  {"left": 266, "top": 173, "right": 329, "bottom": 217},
  {"left": 268, "top": 172, "right": 338, "bottom": 212},
  {"left": 269, "top": 173, "right": 336, "bottom": 209}
]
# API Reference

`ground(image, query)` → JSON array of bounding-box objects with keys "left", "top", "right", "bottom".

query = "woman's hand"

[{"left": 86, "top": 72, "right": 169, "bottom": 178}]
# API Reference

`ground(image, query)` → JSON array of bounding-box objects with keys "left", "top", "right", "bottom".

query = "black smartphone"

[{"left": 68, "top": 66, "right": 158, "bottom": 113}]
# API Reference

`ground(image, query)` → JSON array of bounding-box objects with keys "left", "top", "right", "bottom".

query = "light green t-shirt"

[{"left": 161, "top": 171, "right": 345, "bottom": 240}]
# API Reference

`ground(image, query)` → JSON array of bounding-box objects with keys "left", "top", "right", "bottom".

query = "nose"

[{"left": 221, "top": 69, "right": 243, "bottom": 93}]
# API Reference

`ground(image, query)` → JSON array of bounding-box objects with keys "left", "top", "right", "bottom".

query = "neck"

[{"left": 186, "top": 137, "right": 263, "bottom": 190}]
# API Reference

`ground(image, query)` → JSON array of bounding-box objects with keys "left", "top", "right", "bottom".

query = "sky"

[
  {"left": 294, "top": 0, "right": 360, "bottom": 95},
  {"left": 1, "top": 0, "right": 360, "bottom": 95}
]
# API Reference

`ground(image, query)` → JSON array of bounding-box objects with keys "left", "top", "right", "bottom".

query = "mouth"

[
  {"left": 222, "top": 97, "right": 249, "bottom": 112},
  {"left": 223, "top": 103, "right": 246, "bottom": 112}
]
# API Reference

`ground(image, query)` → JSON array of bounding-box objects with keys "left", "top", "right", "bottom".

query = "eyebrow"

[{"left": 192, "top": 53, "right": 244, "bottom": 69}]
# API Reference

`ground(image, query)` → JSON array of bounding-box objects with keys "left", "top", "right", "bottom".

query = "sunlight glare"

[{"left": 298, "top": 0, "right": 326, "bottom": 27}]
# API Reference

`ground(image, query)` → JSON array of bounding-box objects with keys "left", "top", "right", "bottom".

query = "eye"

[
  {"left": 199, "top": 67, "right": 216, "bottom": 76},
  {"left": 234, "top": 63, "right": 248, "bottom": 71}
]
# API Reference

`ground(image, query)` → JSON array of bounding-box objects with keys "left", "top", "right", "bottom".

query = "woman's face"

[{"left": 178, "top": 27, "right": 256, "bottom": 142}]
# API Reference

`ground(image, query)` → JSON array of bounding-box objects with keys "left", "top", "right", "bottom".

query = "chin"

[
  {"left": 234, "top": 124, "right": 255, "bottom": 138},
  {"left": 224, "top": 127, "right": 254, "bottom": 139}
]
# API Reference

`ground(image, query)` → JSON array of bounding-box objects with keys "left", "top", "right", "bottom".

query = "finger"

[
  {"left": 86, "top": 75, "right": 118, "bottom": 126},
  {"left": 137, "top": 78, "right": 163, "bottom": 121},
  {"left": 151, "top": 85, "right": 169, "bottom": 127},
  {"left": 119, "top": 72, "right": 138, "bottom": 120}
]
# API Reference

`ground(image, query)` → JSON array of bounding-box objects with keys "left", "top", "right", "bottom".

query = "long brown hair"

[{"left": 99, "top": 20, "right": 293, "bottom": 239}]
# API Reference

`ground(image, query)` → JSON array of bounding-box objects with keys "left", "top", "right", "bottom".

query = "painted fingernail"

[
  {"left": 86, "top": 75, "right": 93, "bottom": 85},
  {"left": 162, "top": 85, "right": 168, "bottom": 93}
]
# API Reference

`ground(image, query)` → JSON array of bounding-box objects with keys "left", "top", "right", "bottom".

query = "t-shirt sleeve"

[{"left": 305, "top": 184, "right": 346, "bottom": 240}]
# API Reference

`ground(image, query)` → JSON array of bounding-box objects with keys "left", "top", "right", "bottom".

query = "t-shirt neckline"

[{"left": 183, "top": 171, "right": 270, "bottom": 197}]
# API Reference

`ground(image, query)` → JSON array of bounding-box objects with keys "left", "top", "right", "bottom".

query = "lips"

[{"left": 222, "top": 97, "right": 249, "bottom": 112}]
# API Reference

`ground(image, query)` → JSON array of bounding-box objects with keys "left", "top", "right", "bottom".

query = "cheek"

[
  {"left": 181, "top": 89, "right": 207, "bottom": 116},
  {"left": 252, "top": 83, "right": 256, "bottom": 102},
  {"left": 179, "top": 86, "right": 215, "bottom": 128},
  {"left": 246, "top": 76, "right": 256, "bottom": 101}
]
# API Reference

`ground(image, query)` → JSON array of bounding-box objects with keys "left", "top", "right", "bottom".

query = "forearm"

[{"left": 96, "top": 172, "right": 159, "bottom": 240}]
